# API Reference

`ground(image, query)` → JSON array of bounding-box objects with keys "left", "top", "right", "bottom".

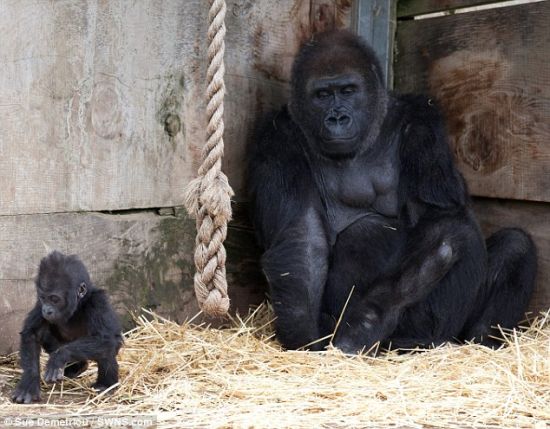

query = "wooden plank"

[
  {"left": 354, "top": 0, "right": 397, "bottom": 88},
  {"left": 0, "top": 0, "right": 205, "bottom": 215},
  {"left": 395, "top": 1, "right": 550, "bottom": 202},
  {"left": 397, "top": 1, "right": 501, "bottom": 18},
  {"left": 0, "top": 207, "right": 266, "bottom": 354},
  {"left": 472, "top": 198, "right": 550, "bottom": 314}
]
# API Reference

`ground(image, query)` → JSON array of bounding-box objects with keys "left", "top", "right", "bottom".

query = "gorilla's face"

[
  {"left": 292, "top": 69, "right": 383, "bottom": 159},
  {"left": 288, "top": 30, "right": 387, "bottom": 160},
  {"left": 304, "top": 72, "right": 371, "bottom": 157},
  {"left": 37, "top": 277, "right": 84, "bottom": 324}
]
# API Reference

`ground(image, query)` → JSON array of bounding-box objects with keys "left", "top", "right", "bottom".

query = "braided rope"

[{"left": 184, "top": 0, "right": 233, "bottom": 317}]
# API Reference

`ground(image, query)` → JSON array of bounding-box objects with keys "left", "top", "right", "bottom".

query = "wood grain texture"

[
  {"left": 222, "top": 0, "right": 309, "bottom": 199},
  {"left": 472, "top": 198, "right": 550, "bottom": 313},
  {"left": 310, "top": 0, "right": 354, "bottom": 33},
  {"left": 395, "top": 1, "right": 550, "bottom": 202},
  {"left": 397, "top": 0, "right": 499, "bottom": 17},
  {"left": 0, "top": 0, "right": 206, "bottom": 215},
  {"left": 0, "top": 208, "right": 266, "bottom": 354},
  {"left": 0, "top": 0, "right": 354, "bottom": 215}
]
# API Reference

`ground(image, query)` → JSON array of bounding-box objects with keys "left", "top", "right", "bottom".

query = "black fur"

[
  {"left": 247, "top": 30, "right": 536, "bottom": 353},
  {"left": 12, "top": 251, "right": 122, "bottom": 403}
]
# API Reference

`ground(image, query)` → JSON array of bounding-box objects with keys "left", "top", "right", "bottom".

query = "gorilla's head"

[
  {"left": 289, "top": 30, "right": 387, "bottom": 158},
  {"left": 36, "top": 251, "right": 90, "bottom": 324}
]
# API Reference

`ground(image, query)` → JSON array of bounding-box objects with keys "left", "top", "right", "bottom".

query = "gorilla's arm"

[
  {"left": 398, "top": 95, "right": 467, "bottom": 224},
  {"left": 334, "top": 231, "right": 458, "bottom": 354},
  {"left": 248, "top": 108, "right": 330, "bottom": 350},
  {"left": 11, "top": 305, "right": 44, "bottom": 403},
  {"left": 248, "top": 108, "right": 319, "bottom": 247}
]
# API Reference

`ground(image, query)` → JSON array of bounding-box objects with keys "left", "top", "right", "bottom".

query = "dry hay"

[{"left": 0, "top": 304, "right": 548, "bottom": 429}]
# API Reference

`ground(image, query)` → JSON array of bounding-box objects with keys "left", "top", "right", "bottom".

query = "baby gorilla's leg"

[{"left": 64, "top": 361, "right": 89, "bottom": 378}]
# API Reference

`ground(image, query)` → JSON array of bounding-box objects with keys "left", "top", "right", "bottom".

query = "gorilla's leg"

[
  {"left": 460, "top": 228, "right": 536, "bottom": 347},
  {"left": 386, "top": 243, "right": 485, "bottom": 350},
  {"left": 262, "top": 208, "right": 330, "bottom": 350},
  {"left": 93, "top": 357, "right": 119, "bottom": 391},
  {"left": 321, "top": 216, "right": 403, "bottom": 350},
  {"left": 333, "top": 213, "right": 487, "bottom": 353}
]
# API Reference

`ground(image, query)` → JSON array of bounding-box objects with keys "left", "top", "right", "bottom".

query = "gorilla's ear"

[{"left": 77, "top": 282, "right": 87, "bottom": 299}]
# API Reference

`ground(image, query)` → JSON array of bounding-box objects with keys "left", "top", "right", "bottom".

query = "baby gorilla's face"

[
  {"left": 36, "top": 251, "right": 90, "bottom": 325},
  {"left": 37, "top": 273, "right": 83, "bottom": 324},
  {"left": 37, "top": 284, "right": 76, "bottom": 324},
  {"left": 38, "top": 288, "right": 65, "bottom": 323}
]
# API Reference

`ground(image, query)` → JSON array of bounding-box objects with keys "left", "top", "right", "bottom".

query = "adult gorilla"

[{"left": 247, "top": 30, "right": 536, "bottom": 353}]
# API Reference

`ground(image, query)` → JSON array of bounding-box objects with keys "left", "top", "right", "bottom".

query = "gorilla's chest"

[
  {"left": 52, "top": 318, "right": 88, "bottom": 343},
  {"left": 318, "top": 157, "right": 399, "bottom": 239},
  {"left": 337, "top": 161, "right": 398, "bottom": 213}
]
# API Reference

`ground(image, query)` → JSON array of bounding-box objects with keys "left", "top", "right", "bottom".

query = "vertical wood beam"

[{"left": 353, "top": 0, "right": 397, "bottom": 88}]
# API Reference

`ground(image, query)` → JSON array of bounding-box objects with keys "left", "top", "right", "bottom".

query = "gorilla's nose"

[{"left": 325, "top": 111, "right": 351, "bottom": 127}]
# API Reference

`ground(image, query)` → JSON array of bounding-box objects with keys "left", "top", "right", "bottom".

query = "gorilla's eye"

[
  {"left": 341, "top": 85, "right": 357, "bottom": 95},
  {"left": 315, "top": 89, "right": 330, "bottom": 99}
]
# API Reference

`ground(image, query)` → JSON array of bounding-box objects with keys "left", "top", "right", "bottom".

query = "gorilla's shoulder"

[
  {"left": 256, "top": 106, "right": 301, "bottom": 139},
  {"left": 251, "top": 106, "right": 305, "bottom": 159},
  {"left": 392, "top": 93, "right": 445, "bottom": 127},
  {"left": 394, "top": 93, "right": 467, "bottom": 208},
  {"left": 392, "top": 93, "right": 450, "bottom": 154}
]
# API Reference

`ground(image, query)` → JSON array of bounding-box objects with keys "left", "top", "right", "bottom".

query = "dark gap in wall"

[{"left": 96, "top": 207, "right": 174, "bottom": 217}]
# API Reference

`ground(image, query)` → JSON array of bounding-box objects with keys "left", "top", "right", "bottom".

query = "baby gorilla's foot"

[
  {"left": 91, "top": 381, "right": 118, "bottom": 392},
  {"left": 12, "top": 376, "right": 41, "bottom": 404}
]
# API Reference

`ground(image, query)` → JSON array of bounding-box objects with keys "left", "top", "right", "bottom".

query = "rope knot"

[{"left": 200, "top": 173, "right": 233, "bottom": 220}]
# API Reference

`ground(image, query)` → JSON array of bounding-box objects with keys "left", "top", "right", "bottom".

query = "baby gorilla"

[{"left": 12, "top": 251, "right": 122, "bottom": 404}]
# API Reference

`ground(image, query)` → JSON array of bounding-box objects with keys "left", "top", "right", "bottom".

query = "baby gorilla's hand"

[{"left": 44, "top": 353, "right": 65, "bottom": 383}]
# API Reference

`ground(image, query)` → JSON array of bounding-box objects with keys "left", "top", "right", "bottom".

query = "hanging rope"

[{"left": 184, "top": 0, "right": 233, "bottom": 317}]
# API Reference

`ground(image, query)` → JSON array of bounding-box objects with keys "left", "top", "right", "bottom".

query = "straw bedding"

[{"left": 0, "top": 304, "right": 548, "bottom": 428}]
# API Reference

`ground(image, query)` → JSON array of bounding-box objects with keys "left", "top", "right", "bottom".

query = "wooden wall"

[
  {"left": 0, "top": 0, "right": 353, "bottom": 354},
  {"left": 394, "top": 0, "right": 550, "bottom": 313}
]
